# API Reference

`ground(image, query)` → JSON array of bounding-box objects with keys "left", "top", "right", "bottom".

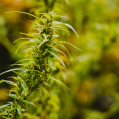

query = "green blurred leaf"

[
  {"left": 0, "top": 104, "right": 10, "bottom": 110},
  {"left": 50, "top": 77, "right": 70, "bottom": 90},
  {"left": 48, "top": 56, "right": 56, "bottom": 71},
  {"left": 17, "top": 105, "right": 22, "bottom": 119},
  {"left": 39, "top": 86, "right": 49, "bottom": 97}
]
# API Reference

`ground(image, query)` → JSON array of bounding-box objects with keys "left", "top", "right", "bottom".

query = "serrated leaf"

[
  {"left": 39, "top": 86, "right": 49, "bottom": 97},
  {"left": 49, "top": 51, "right": 67, "bottom": 71},
  {"left": 17, "top": 105, "right": 22, "bottom": 119},
  {"left": 50, "top": 77, "right": 70, "bottom": 90},
  {"left": 48, "top": 56, "right": 56, "bottom": 70}
]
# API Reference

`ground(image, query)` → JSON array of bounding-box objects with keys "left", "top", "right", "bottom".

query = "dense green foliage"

[{"left": 1, "top": 0, "right": 119, "bottom": 119}]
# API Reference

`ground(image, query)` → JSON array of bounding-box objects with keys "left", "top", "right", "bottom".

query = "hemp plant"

[{"left": 0, "top": 11, "right": 81, "bottom": 119}]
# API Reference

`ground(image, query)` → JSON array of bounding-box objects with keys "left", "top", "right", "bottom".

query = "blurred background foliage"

[{"left": 1, "top": 0, "right": 119, "bottom": 119}]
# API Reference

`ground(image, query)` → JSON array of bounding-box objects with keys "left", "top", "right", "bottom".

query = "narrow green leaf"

[
  {"left": 8, "top": 76, "right": 18, "bottom": 80},
  {"left": 48, "top": 56, "right": 56, "bottom": 70},
  {"left": 21, "top": 82, "right": 28, "bottom": 96},
  {"left": 53, "top": 35, "right": 59, "bottom": 37},
  {"left": 13, "top": 72, "right": 27, "bottom": 81},
  {"left": 1, "top": 80, "right": 16, "bottom": 86},
  {"left": 21, "top": 100, "right": 35, "bottom": 107},
  {"left": 0, "top": 104, "right": 10, "bottom": 109},
  {"left": 62, "top": 23, "right": 79, "bottom": 37},
  {"left": 50, "top": 77, "right": 70, "bottom": 90},
  {"left": 23, "top": 113, "right": 38, "bottom": 119},
  {"left": 20, "top": 32, "right": 35, "bottom": 37},
  {"left": 42, "top": 80, "right": 50, "bottom": 87},
  {"left": 6, "top": 11, "right": 40, "bottom": 20},
  {"left": 53, "top": 21, "right": 79, "bottom": 37},
  {"left": 39, "top": 86, "right": 49, "bottom": 97},
  {"left": 58, "top": 41, "right": 82, "bottom": 51},
  {"left": 38, "top": 39, "right": 48, "bottom": 48},
  {"left": 13, "top": 58, "right": 31, "bottom": 65},
  {"left": 37, "top": 89, "right": 42, "bottom": 96},
  {"left": 53, "top": 47, "right": 66, "bottom": 57},
  {"left": 17, "top": 105, "right": 22, "bottom": 119},
  {"left": 55, "top": 42, "right": 73, "bottom": 61},
  {"left": 9, "top": 64, "right": 23, "bottom": 66},
  {"left": 15, "top": 41, "right": 33, "bottom": 54},
  {"left": 0, "top": 113, "right": 9, "bottom": 116},
  {"left": 0, "top": 68, "right": 24, "bottom": 76},
  {"left": 49, "top": 51, "right": 67, "bottom": 71},
  {"left": 13, "top": 38, "right": 31, "bottom": 43},
  {"left": 6, "top": 94, "right": 18, "bottom": 100}
]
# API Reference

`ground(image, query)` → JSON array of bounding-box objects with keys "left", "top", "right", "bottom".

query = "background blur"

[{"left": 1, "top": 0, "right": 119, "bottom": 119}]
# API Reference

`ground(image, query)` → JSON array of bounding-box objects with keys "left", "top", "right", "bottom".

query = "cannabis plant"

[{"left": 0, "top": 11, "right": 80, "bottom": 119}]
